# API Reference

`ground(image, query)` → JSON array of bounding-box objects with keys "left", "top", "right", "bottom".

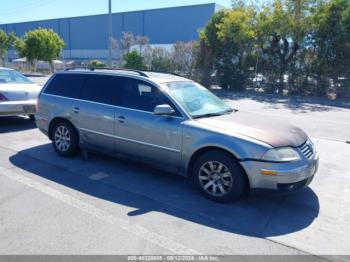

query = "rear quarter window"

[{"left": 43, "top": 73, "right": 86, "bottom": 98}]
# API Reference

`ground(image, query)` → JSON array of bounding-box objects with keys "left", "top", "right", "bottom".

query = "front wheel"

[
  {"left": 52, "top": 121, "right": 79, "bottom": 157},
  {"left": 193, "top": 150, "right": 247, "bottom": 202}
]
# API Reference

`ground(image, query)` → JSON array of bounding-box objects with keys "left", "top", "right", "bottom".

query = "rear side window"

[
  {"left": 44, "top": 73, "right": 85, "bottom": 98},
  {"left": 79, "top": 74, "right": 120, "bottom": 105}
]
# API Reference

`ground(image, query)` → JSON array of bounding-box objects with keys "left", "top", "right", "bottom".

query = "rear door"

[{"left": 74, "top": 74, "right": 121, "bottom": 153}]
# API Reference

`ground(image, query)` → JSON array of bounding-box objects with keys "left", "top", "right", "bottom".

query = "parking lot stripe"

[{"left": 1, "top": 168, "right": 199, "bottom": 255}]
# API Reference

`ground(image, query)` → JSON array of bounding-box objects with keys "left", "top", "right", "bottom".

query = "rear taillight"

[{"left": 0, "top": 93, "right": 8, "bottom": 102}]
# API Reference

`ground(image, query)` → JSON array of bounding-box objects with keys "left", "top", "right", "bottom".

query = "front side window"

[
  {"left": 121, "top": 78, "right": 178, "bottom": 114},
  {"left": 162, "top": 81, "right": 232, "bottom": 118},
  {"left": 0, "top": 69, "right": 32, "bottom": 84}
]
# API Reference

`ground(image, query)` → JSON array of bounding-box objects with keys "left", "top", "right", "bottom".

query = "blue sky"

[{"left": 0, "top": 0, "right": 233, "bottom": 24}]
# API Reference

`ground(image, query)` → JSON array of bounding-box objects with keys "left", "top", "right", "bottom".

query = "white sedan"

[{"left": 0, "top": 67, "right": 42, "bottom": 119}]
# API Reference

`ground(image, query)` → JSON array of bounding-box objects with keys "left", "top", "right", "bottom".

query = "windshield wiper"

[
  {"left": 225, "top": 108, "right": 239, "bottom": 113},
  {"left": 192, "top": 112, "right": 226, "bottom": 119}
]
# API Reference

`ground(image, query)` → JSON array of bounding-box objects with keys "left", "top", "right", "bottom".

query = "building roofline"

[{"left": 0, "top": 2, "right": 220, "bottom": 26}]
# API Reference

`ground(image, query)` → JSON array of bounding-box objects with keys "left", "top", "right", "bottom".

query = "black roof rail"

[
  {"left": 65, "top": 67, "right": 149, "bottom": 77},
  {"left": 139, "top": 69, "right": 184, "bottom": 77}
]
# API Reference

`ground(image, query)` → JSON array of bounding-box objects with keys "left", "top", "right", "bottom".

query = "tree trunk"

[
  {"left": 49, "top": 61, "right": 55, "bottom": 73},
  {"left": 278, "top": 67, "right": 284, "bottom": 94}
]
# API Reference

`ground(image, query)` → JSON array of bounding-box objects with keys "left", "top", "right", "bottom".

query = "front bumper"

[
  {"left": 0, "top": 100, "right": 37, "bottom": 117},
  {"left": 240, "top": 152, "right": 319, "bottom": 191}
]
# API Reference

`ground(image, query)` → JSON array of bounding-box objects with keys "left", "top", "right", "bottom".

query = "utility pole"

[{"left": 108, "top": 0, "right": 112, "bottom": 66}]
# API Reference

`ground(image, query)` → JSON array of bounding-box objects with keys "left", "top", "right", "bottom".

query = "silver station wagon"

[{"left": 35, "top": 68, "right": 319, "bottom": 202}]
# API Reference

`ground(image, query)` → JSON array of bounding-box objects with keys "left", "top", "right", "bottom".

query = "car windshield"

[
  {"left": 0, "top": 69, "right": 32, "bottom": 84},
  {"left": 162, "top": 81, "right": 232, "bottom": 118}
]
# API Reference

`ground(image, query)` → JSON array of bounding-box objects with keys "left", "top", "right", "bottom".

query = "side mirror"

[{"left": 153, "top": 104, "right": 175, "bottom": 116}]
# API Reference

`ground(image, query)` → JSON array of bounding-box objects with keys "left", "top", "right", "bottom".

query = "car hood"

[{"left": 195, "top": 111, "right": 307, "bottom": 147}]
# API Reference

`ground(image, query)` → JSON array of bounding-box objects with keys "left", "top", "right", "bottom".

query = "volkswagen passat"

[
  {"left": 35, "top": 68, "right": 319, "bottom": 202},
  {"left": 0, "top": 67, "right": 42, "bottom": 119}
]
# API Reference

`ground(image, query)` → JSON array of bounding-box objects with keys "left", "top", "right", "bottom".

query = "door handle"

[
  {"left": 118, "top": 116, "right": 125, "bottom": 123},
  {"left": 73, "top": 106, "right": 80, "bottom": 114}
]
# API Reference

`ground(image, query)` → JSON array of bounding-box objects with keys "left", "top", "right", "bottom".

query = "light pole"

[{"left": 108, "top": 0, "right": 112, "bottom": 67}]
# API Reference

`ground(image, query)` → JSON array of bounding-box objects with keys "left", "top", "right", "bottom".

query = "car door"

[
  {"left": 73, "top": 74, "right": 120, "bottom": 153},
  {"left": 114, "top": 77, "right": 183, "bottom": 171}
]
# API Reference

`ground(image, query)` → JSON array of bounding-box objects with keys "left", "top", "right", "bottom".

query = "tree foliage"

[
  {"left": 310, "top": 0, "right": 350, "bottom": 98},
  {"left": 199, "top": 8, "right": 255, "bottom": 90},
  {"left": 256, "top": 0, "right": 299, "bottom": 94},
  {"left": 89, "top": 60, "right": 106, "bottom": 68},
  {"left": 14, "top": 28, "right": 65, "bottom": 72},
  {"left": 135, "top": 35, "right": 149, "bottom": 54},
  {"left": 147, "top": 47, "right": 173, "bottom": 72},
  {"left": 120, "top": 32, "right": 135, "bottom": 54},
  {"left": 123, "top": 50, "right": 146, "bottom": 70},
  {"left": 198, "top": 0, "right": 350, "bottom": 98},
  {"left": 172, "top": 41, "right": 198, "bottom": 76},
  {"left": 0, "top": 30, "right": 16, "bottom": 65}
]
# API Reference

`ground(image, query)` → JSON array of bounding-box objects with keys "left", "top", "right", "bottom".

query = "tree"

[
  {"left": 111, "top": 37, "right": 122, "bottom": 65},
  {"left": 199, "top": 8, "right": 256, "bottom": 89},
  {"left": 311, "top": 0, "right": 350, "bottom": 98},
  {"left": 149, "top": 47, "right": 173, "bottom": 72},
  {"left": 256, "top": 0, "right": 301, "bottom": 94},
  {"left": 198, "top": 11, "right": 227, "bottom": 87},
  {"left": 14, "top": 28, "right": 65, "bottom": 72},
  {"left": 216, "top": 6, "right": 256, "bottom": 90},
  {"left": 120, "top": 32, "right": 135, "bottom": 54},
  {"left": 123, "top": 50, "right": 146, "bottom": 70},
  {"left": 172, "top": 41, "right": 197, "bottom": 77},
  {"left": 135, "top": 35, "right": 149, "bottom": 55},
  {"left": 0, "top": 30, "right": 16, "bottom": 66}
]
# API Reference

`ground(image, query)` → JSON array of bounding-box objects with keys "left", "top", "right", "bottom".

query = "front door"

[{"left": 114, "top": 78, "right": 183, "bottom": 171}]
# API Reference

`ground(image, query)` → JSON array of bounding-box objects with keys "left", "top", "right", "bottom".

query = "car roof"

[{"left": 60, "top": 68, "right": 191, "bottom": 84}]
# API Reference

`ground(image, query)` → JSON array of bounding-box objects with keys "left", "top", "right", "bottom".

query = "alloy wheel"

[
  {"left": 198, "top": 161, "right": 233, "bottom": 197},
  {"left": 54, "top": 126, "right": 71, "bottom": 152}
]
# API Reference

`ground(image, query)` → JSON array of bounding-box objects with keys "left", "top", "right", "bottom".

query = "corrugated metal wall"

[{"left": 0, "top": 4, "right": 219, "bottom": 59}]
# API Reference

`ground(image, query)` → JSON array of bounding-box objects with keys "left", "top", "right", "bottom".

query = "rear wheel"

[
  {"left": 193, "top": 150, "right": 247, "bottom": 202},
  {"left": 52, "top": 121, "right": 79, "bottom": 157}
]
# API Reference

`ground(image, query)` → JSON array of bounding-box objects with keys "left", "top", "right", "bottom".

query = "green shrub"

[{"left": 89, "top": 60, "right": 106, "bottom": 68}]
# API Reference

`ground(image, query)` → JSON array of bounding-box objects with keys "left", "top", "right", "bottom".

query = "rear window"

[{"left": 44, "top": 73, "right": 85, "bottom": 98}]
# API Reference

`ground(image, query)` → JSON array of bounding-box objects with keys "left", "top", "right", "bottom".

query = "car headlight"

[{"left": 262, "top": 147, "right": 301, "bottom": 162}]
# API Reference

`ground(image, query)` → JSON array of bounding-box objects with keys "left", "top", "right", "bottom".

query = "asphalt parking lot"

[{"left": 0, "top": 76, "right": 349, "bottom": 260}]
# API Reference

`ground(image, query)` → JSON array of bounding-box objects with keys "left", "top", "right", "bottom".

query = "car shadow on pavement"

[
  {"left": 9, "top": 143, "right": 320, "bottom": 238},
  {"left": 0, "top": 116, "right": 36, "bottom": 134}
]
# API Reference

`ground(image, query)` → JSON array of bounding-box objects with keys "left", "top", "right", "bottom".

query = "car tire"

[
  {"left": 52, "top": 121, "right": 79, "bottom": 157},
  {"left": 193, "top": 150, "right": 247, "bottom": 202}
]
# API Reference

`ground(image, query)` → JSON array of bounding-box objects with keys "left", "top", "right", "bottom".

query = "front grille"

[{"left": 299, "top": 140, "right": 314, "bottom": 159}]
